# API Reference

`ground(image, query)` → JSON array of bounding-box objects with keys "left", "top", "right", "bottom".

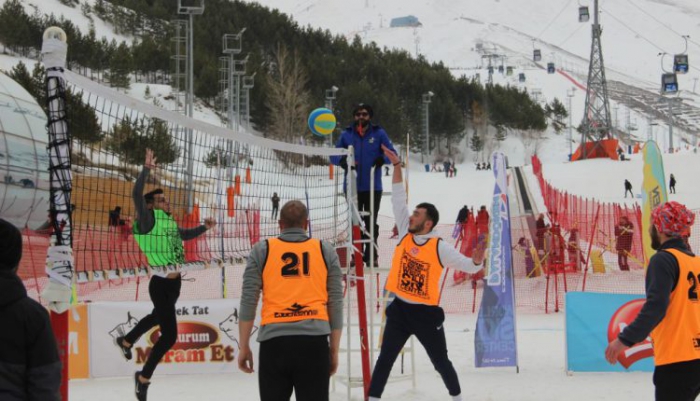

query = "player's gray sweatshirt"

[{"left": 240, "top": 228, "right": 343, "bottom": 342}]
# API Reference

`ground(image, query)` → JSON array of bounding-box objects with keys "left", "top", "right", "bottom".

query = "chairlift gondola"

[
  {"left": 498, "top": 65, "right": 504, "bottom": 73},
  {"left": 533, "top": 49, "right": 542, "bottom": 62},
  {"left": 578, "top": 6, "right": 590, "bottom": 23},
  {"left": 506, "top": 66, "right": 514, "bottom": 76},
  {"left": 661, "top": 73, "right": 679, "bottom": 94},
  {"left": 674, "top": 54, "right": 689, "bottom": 74},
  {"left": 488, "top": 66, "right": 494, "bottom": 74},
  {"left": 547, "top": 62, "right": 556, "bottom": 74},
  {"left": 519, "top": 73, "right": 526, "bottom": 82}
]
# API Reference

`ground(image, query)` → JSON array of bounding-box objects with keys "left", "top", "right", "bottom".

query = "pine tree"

[
  {"left": 265, "top": 44, "right": 310, "bottom": 143},
  {"left": 107, "top": 117, "right": 179, "bottom": 165},
  {"left": 109, "top": 41, "right": 132, "bottom": 88}
]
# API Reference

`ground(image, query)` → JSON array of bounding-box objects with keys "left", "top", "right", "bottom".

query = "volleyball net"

[{"left": 23, "top": 58, "right": 350, "bottom": 302}]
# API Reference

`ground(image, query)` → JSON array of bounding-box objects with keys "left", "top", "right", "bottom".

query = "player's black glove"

[{"left": 339, "top": 157, "right": 348, "bottom": 171}]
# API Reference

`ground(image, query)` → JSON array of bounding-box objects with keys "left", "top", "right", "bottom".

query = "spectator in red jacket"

[{"left": 615, "top": 216, "right": 634, "bottom": 271}]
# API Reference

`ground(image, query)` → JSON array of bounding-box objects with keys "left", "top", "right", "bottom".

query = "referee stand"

[{"left": 333, "top": 156, "right": 416, "bottom": 400}]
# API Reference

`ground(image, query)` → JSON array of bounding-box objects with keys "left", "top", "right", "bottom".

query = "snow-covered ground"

[
  {"left": 70, "top": 313, "right": 653, "bottom": 401},
  {"left": 69, "top": 146, "right": 699, "bottom": 401}
]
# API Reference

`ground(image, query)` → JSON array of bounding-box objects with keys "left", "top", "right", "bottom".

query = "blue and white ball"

[{"left": 308, "top": 108, "right": 336, "bottom": 137}]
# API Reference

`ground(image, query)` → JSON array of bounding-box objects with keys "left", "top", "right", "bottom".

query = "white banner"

[{"left": 89, "top": 299, "right": 260, "bottom": 378}]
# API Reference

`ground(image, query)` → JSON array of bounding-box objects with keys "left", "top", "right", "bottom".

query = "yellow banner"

[{"left": 641, "top": 141, "right": 667, "bottom": 266}]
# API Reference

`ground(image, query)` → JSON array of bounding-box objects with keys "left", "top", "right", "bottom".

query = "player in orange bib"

[
  {"left": 238, "top": 200, "right": 343, "bottom": 401},
  {"left": 368, "top": 146, "right": 485, "bottom": 401},
  {"left": 606, "top": 201, "right": 700, "bottom": 400}
]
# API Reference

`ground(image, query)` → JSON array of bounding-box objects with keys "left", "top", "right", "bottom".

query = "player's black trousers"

[
  {"left": 124, "top": 275, "right": 181, "bottom": 379},
  {"left": 369, "top": 297, "right": 461, "bottom": 398},
  {"left": 258, "top": 335, "right": 331, "bottom": 401},
  {"left": 356, "top": 190, "right": 382, "bottom": 262},
  {"left": 653, "top": 358, "right": 700, "bottom": 401}
]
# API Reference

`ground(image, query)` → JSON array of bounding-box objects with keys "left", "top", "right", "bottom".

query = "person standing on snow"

[
  {"left": 330, "top": 103, "right": 397, "bottom": 265},
  {"left": 670, "top": 174, "right": 677, "bottom": 194},
  {"left": 606, "top": 201, "right": 700, "bottom": 400},
  {"left": 624, "top": 179, "right": 634, "bottom": 198},
  {"left": 368, "top": 145, "right": 485, "bottom": 401}
]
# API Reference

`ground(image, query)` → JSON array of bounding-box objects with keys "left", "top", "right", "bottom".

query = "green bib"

[{"left": 134, "top": 209, "right": 185, "bottom": 266}]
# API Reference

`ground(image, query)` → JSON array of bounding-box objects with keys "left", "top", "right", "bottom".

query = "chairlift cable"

[
  {"left": 621, "top": 0, "right": 700, "bottom": 51},
  {"left": 601, "top": 9, "right": 664, "bottom": 53},
  {"left": 602, "top": 8, "right": 699, "bottom": 74},
  {"left": 557, "top": 23, "right": 586, "bottom": 48},
  {"left": 535, "top": 0, "right": 576, "bottom": 42}
]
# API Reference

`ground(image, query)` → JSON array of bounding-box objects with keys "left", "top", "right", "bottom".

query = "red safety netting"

[{"left": 18, "top": 156, "right": 700, "bottom": 313}]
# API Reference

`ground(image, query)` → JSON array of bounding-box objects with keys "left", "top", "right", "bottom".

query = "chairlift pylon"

[
  {"left": 578, "top": 6, "right": 590, "bottom": 23},
  {"left": 661, "top": 73, "right": 679, "bottom": 95}
]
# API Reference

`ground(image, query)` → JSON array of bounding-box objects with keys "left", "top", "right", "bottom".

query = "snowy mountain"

[
  {"left": 244, "top": 0, "right": 700, "bottom": 153},
  {"left": 4, "top": 0, "right": 700, "bottom": 166}
]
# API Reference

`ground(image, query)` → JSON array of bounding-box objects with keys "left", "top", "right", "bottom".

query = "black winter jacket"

[{"left": 0, "top": 270, "right": 61, "bottom": 400}]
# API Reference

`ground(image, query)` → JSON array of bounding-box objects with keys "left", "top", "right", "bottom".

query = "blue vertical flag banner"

[
  {"left": 641, "top": 141, "right": 667, "bottom": 266},
  {"left": 474, "top": 152, "right": 518, "bottom": 368}
]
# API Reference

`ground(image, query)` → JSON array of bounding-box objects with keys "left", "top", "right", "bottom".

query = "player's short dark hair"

[
  {"left": 144, "top": 188, "right": 164, "bottom": 204},
  {"left": 280, "top": 200, "right": 308, "bottom": 228},
  {"left": 416, "top": 202, "right": 439, "bottom": 229}
]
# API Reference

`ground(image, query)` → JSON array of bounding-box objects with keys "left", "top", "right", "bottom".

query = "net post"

[{"left": 41, "top": 26, "right": 73, "bottom": 401}]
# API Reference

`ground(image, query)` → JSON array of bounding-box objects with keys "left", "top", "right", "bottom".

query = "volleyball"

[{"left": 308, "top": 108, "right": 336, "bottom": 137}]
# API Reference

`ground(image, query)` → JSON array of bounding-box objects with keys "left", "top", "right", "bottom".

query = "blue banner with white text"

[{"left": 474, "top": 152, "right": 518, "bottom": 368}]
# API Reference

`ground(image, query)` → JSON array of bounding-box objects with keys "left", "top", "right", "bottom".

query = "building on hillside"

[{"left": 390, "top": 15, "right": 422, "bottom": 28}]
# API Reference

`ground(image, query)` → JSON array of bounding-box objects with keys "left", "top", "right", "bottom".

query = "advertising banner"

[
  {"left": 641, "top": 140, "right": 667, "bottom": 266},
  {"left": 68, "top": 304, "right": 89, "bottom": 379},
  {"left": 89, "top": 299, "right": 259, "bottom": 377},
  {"left": 566, "top": 292, "right": 654, "bottom": 372},
  {"left": 474, "top": 152, "right": 518, "bottom": 368}
]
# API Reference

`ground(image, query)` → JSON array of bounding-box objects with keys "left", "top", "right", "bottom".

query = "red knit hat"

[{"left": 651, "top": 201, "right": 695, "bottom": 237}]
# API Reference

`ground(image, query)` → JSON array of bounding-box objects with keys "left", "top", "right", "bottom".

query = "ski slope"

[{"left": 246, "top": 0, "right": 700, "bottom": 149}]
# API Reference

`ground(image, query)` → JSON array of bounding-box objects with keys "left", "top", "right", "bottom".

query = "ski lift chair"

[
  {"left": 661, "top": 73, "right": 679, "bottom": 95},
  {"left": 674, "top": 54, "right": 689, "bottom": 74},
  {"left": 578, "top": 6, "right": 590, "bottom": 23},
  {"left": 547, "top": 62, "right": 556, "bottom": 74},
  {"left": 533, "top": 49, "right": 542, "bottom": 62}
]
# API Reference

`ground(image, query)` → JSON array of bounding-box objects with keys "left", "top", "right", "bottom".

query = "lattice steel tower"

[{"left": 580, "top": 0, "right": 613, "bottom": 159}]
